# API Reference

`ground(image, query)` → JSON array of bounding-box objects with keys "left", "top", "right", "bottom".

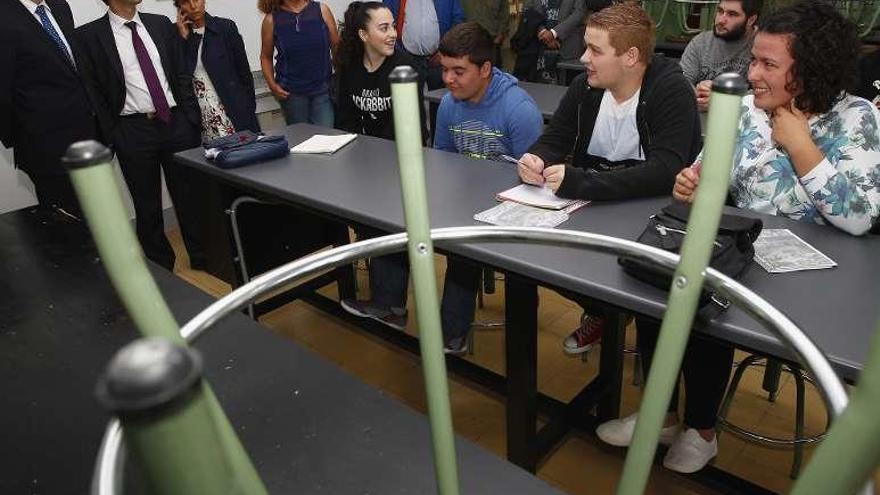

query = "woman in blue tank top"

[{"left": 259, "top": 0, "right": 339, "bottom": 126}]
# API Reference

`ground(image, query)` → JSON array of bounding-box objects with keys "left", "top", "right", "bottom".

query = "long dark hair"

[
  {"left": 758, "top": 1, "right": 860, "bottom": 114},
  {"left": 335, "top": 1, "right": 388, "bottom": 70}
]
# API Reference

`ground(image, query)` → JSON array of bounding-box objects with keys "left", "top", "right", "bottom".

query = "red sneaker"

[{"left": 562, "top": 313, "right": 605, "bottom": 355}]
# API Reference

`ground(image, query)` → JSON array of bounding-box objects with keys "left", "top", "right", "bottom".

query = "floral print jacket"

[{"left": 724, "top": 94, "right": 880, "bottom": 235}]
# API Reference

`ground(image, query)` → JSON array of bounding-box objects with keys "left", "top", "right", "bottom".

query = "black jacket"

[
  {"left": 528, "top": 55, "right": 702, "bottom": 201},
  {"left": 0, "top": 0, "right": 96, "bottom": 176},
  {"left": 335, "top": 51, "right": 426, "bottom": 142},
  {"left": 182, "top": 13, "right": 260, "bottom": 134},
  {"left": 75, "top": 12, "right": 200, "bottom": 144}
]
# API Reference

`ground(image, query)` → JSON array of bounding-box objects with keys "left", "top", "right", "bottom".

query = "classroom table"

[
  {"left": 425, "top": 80, "right": 708, "bottom": 135},
  {"left": 0, "top": 206, "right": 563, "bottom": 495},
  {"left": 174, "top": 124, "right": 880, "bottom": 492}
]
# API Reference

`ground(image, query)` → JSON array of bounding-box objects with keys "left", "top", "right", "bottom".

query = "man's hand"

[
  {"left": 494, "top": 33, "right": 506, "bottom": 45},
  {"left": 672, "top": 163, "right": 701, "bottom": 203},
  {"left": 518, "top": 153, "right": 545, "bottom": 185},
  {"left": 542, "top": 164, "right": 565, "bottom": 192},
  {"left": 538, "top": 28, "right": 556, "bottom": 46},
  {"left": 176, "top": 11, "right": 192, "bottom": 39},
  {"left": 695, "top": 80, "right": 712, "bottom": 112}
]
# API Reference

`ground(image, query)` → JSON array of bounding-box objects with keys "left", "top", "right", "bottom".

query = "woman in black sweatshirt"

[{"left": 334, "top": 1, "right": 426, "bottom": 140}]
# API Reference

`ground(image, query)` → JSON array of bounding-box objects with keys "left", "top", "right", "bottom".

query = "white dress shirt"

[
  {"left": 108, "top": 10, "right": 177, "bottom": 115},
  {"left": 19, "top": 0, "right": 74, "bottom": 62}
]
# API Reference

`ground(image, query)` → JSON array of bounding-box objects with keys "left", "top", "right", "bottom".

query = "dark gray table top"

[
  {"left": 0, "top": 207, "right": 561, "bottom": 495},
  {"left": 175, "top": 124, "right": 880, "bottom": 382},
  {"left": 425, "top": 81, "right": 565, "bottom": 121}
]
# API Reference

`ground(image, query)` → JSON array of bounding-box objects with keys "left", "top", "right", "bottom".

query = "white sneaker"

[
  {"left": 663, "top": 428, "right": 718, "bottom": 474},
  {"left": 595, "top": 413, "right": 679, "bottom": 448}
]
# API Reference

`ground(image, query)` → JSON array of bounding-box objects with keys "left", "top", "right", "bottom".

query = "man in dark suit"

[
  {"left": 0, "top": 0, "right": 97, "bottom": 216},
  {"left": 76, "top": 0, "right": 203, "bottom": 271}
]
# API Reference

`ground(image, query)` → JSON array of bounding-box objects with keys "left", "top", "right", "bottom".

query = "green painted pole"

[
  {"left": 97, "top": 338, "right": 252, "bottom": 495},
  {"left": 389, "top": 66, "right": 460, "bottom": 495},
  {"left": 616, "top": 73, "right": 747, "bottom": 495},
  {"left": 63, "top": 143, "right": 181, "bottom": 343},
  {"left": 790, "top": 318, "right": 880, "bottom": 495},
  {"left": 63, "top": 141, "right": 268, "bottom": 495}
]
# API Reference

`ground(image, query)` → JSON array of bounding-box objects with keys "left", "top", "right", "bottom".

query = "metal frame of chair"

[
  {"left": 718, "top": 355, "right": 829, "bottom": 479},
  {"left": 226, "top": 196, "right": 268, "bottom": 319}
]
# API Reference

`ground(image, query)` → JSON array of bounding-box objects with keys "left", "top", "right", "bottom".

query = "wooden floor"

[{"left": 168, "top": 229, "right": 875, "bottom": 494}]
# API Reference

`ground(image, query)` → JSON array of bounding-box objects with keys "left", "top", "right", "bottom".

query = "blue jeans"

[
  {"left": 280, "top": 91, "right": 334, "bottom": 127},
  {"left": 358, "top": 227, "right": 481, "bottom": 342}
]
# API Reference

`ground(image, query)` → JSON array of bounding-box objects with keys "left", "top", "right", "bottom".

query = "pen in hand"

[{"left": 503, "top": 154, "right": 546, "bottom": 187}]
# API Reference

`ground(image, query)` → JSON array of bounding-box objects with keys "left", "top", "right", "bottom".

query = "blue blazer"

[
  {"left": 383, "top": 0, "right": 464, "bottom": 41},
  {"left": 183, "top": 13, "right": 260, "bottom": 133}
]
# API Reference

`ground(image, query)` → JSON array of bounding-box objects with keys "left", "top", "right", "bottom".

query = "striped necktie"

[{"left": 35, "top": 4, "right": 75, "bottom": 68}]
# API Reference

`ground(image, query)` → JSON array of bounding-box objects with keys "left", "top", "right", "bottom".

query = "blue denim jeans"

[
  {"left": 280, "top": 91, "right": 334, "bottom": 127},
  {"left": 358, "top": 227, "right": 481, "bottom": 341}
]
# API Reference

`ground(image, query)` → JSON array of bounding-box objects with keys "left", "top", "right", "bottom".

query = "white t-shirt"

[{"left": 586, "top": 89, "right": 644, "bottom": 163}]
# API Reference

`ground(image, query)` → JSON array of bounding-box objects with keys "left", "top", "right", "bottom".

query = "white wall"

[
  {"left": 1, "top": 0, "right": 354, "bottom": 215},
  {"left": 67, "top": 0, "right": 353, "bottom": 71}
]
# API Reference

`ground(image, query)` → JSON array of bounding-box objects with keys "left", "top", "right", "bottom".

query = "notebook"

[
  {"left": 496, "top": 184, "right": 588, "bottom": 211},
  {"left": 290, "top": 134, "right": 357, "bottom": 154}
]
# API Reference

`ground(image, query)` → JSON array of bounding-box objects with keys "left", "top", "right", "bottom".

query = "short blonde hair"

[{"left": 587, "top": 2, "right": 656, "bottom": 65}]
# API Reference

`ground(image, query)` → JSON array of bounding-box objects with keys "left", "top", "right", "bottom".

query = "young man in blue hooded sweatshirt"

[
  {"left": 433, "top": 22, "right": 543, "bottom": 160},
  {"left": 341, "top": 21, "right": 543, "bottom": 353}
]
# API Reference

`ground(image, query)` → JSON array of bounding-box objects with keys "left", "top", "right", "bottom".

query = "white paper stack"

[{"left": 290, "top": 134, "right": 358, "bottom": 154}]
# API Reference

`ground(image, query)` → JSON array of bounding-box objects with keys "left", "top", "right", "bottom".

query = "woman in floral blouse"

[
  {"left": 675, "top": 2, "right": 880, "bottom": 236},
  {"left": 594, "top": 2, "right": 880, "bottom": 477}
]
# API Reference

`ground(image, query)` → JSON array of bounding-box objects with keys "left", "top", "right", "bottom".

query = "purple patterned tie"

[{"left": 125, "top": 21, "right": 171, "bottom": 123}]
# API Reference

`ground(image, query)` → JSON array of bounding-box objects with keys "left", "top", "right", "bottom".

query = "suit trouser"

[
  {"left": 112, "top": 109, "right": 201, "bottom": 271},
  {"left": 27, "top": 171, "right": 83, "bottom": 218}
]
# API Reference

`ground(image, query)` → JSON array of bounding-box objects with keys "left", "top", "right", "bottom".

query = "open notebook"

[
  {"left": 290, "top": 134, "right": 357, "bottom": 154},
  {"left": 496, "top": 184, "right": 588, "bottom": 211}
]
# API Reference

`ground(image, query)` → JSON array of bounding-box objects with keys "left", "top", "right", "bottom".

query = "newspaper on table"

[
  {"left": 474, "top": 201, "right": 570, "bottom": 228},
  {"left": 753, "top": 229, "right": 837, "bottom": 273}
]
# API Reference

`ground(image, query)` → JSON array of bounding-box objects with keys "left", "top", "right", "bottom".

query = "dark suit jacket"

[
  {"left": 75, "top": 11, "right": 200, "bottom": 145},
  {"left": 0, "top": 0, "right": 96, "bottom": 176},
  {"left": 182, "top": 13, "right": 260, "bottom": 133}
]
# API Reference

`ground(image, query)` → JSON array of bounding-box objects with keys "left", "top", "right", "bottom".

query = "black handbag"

[{"left": 618, "top": 202, "right": 763, "bottom": 321}]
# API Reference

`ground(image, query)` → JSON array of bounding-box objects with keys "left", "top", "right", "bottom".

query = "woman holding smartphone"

[{"left": 175, "top": 0, "right": 260, "bottom": 140}]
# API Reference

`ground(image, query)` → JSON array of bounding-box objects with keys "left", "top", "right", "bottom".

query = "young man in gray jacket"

[{"left": 680, "top": 0, "right": 761, "bottom": 111}]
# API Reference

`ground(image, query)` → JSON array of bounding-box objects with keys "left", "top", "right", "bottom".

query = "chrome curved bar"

[{"left": 95, "top": 226, "right": 851, "bottom": 495}]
